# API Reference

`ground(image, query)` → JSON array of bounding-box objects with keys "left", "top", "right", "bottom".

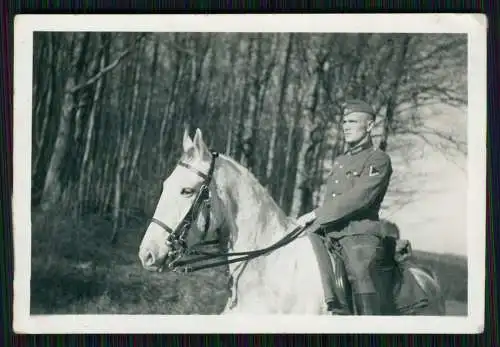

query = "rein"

[
  {"left": 171, "top": 223, "right": 308, "bottom": 273},
  {"left": 150, "top": 151, "right": 309, "bottom": 274}
]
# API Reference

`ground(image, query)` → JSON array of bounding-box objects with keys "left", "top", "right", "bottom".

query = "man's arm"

[{"left": 314, "top": 151, "right": 392, "bottom": 226}]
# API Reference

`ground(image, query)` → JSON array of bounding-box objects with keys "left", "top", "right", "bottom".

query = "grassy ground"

[{"left": 30, "top": 210, "right": 468, "bottom": 315}]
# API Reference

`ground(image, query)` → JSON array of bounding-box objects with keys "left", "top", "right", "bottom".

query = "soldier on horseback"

[{"left": 296, "top": 99, "right": 395, "bottom": 315}]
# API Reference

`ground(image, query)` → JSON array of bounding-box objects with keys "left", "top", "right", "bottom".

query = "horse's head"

[{"left": 138, "top": 128, "right": 223, "bottom": 272}]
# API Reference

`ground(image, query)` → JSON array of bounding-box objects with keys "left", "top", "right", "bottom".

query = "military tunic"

[{"left": 314, "top": 138, "right": 392, "bottom": 237}]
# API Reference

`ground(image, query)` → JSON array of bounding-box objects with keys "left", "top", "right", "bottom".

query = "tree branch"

[
  {"left": 68, "top": 34, "right": 146, "bottom": 94},
  {"left": 69, "top": 48, "right": 132, "bottom": 94}
]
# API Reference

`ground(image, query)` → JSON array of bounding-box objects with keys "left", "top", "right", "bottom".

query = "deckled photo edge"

[{"left": 11, "top": 13, "right": 487, "bottom": 334}]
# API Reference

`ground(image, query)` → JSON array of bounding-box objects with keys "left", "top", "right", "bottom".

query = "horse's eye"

[{"left": 181, "top": 187, "right": 195, "bottom": 196}]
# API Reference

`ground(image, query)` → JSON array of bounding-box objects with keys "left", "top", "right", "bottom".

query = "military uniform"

[
  {"left": 315, "top": 137, "right": 392, "bottom": 234},
  {"left": 308, "top": 100, "right": 394, "bottom": 315}
]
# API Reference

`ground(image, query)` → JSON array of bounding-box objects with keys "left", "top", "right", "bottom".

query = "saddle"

[{"left": 320, "top": 236, "right": 431, "bottom": 315}]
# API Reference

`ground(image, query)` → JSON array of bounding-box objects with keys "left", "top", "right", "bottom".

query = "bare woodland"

[{"left": 31, "top": 32, "right": 467, "bottom": 242}]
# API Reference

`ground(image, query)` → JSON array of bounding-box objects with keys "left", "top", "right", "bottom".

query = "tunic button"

[
  {"left": 334, "top": 180, "right": 339, "bottom": 184},
  {"left": 339, "top": 165, "right": 343, "bottom": 168},
  {"left": 332, "top": 193, "right": 337, "bottom": 197}
]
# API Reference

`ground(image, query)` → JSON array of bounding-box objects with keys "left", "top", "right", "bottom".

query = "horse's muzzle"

[{"left": 139, "top": 246, "right": 178, "bottom": 272}]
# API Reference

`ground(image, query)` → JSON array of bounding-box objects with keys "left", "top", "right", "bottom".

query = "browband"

[
  {"left": 177, "top": 152, "right": 219, "bottom": 181},
  {"left": 178, "top": 162, "right": 209, "bottom": 180}
]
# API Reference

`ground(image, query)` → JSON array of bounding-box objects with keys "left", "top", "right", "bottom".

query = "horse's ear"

[
  {"left": 182, "top": 128, "right": 194, "bottom": 153},
  {"left": 193, "top": 128, "right": 203, "bottom": 142},
  {"left": 193, "top": 128, "right": 210, "bottom": 160}
]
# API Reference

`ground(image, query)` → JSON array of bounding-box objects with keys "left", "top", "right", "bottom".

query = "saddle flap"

[
  {"left": 324, "top": 239, "right": 353, "bottom": 312},
  {"left": 393, "top": 263, "right": 433, "bottom": 314},
  {"left": 308, "top": 233, "right": 353, "bottom": 314}
]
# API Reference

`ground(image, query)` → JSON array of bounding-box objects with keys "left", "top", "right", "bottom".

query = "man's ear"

[{"left": 366, "top": 115, "right": 375, "bottom": 132}]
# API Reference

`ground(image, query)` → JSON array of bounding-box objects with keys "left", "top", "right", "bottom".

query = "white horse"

[{"left": 138, "top": 128, "right": 446, "bottom": 315}]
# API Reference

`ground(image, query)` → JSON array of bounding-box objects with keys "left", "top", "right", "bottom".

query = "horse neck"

[{"left": 215, "top": 156, "right": 293, "bottom": 253}]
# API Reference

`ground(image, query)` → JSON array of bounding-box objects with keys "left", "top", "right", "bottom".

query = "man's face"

[{"left": 342, "top": 112, "right": 374, "bottom": 145}]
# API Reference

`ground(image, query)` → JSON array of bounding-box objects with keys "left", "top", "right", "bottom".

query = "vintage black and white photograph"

[{"left": 13, "top": 14, "right": 486, "bottom": 334}]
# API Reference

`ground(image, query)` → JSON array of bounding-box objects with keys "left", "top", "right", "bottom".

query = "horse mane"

[{"left": 214, "top": 154, "right": 295, "bottom": 251}]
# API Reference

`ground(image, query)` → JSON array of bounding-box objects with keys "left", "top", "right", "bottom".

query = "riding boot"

[
  {"left": 326, "top": 299, "right": 351, "bottom": 315},
  {"left": 354, "top": 293, "right": 382, "bottom": 315}
]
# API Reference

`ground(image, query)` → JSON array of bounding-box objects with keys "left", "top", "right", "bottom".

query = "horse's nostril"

[{"left": 144, "top": 251, "right": 155, "bottom": 266}]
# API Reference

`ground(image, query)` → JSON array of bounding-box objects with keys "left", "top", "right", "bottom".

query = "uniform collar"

[{"left": 344, "top": 136, "right": 374, "bottom": 156}]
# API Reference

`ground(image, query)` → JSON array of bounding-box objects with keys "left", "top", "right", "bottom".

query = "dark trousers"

[
  {"left": 309, "top": 228, "right": 395, "bottom": 310},
  {"left": 335, "top": 233, "right": 391, "bottom": 294}
]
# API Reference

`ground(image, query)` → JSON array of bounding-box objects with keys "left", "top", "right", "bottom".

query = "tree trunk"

[
  {"left": 266, "top": 33, "right": 293, "bottom": 189},
  {"left": 40, "top": 33, "right": 90, "bottom": 210},
  {"left": 282, "top": 122, "right": 303, "bottom": 215},
  {"left": 297, "top": 65, "right": 323, "bottom": 216},
  {"left": 379, "top": 35, "right": 411, "bottom": 151},
  {"left": 246, "top": 34, "right": 264, "bottom": 173},
  {"left": 77, "top": 38, "right": 106, "bottom": 216},
  {"left": 129, "top": 38, "right": 159, "bottom": 182},
  {"left": 279, "top": 81, "right": 301, "bottom": 209},
  {"left": 110, "top": 44, "right": 140, "bottom": 242},
  {"left": 33, "top": 33, "right": 55, "bottom": 178},
  {"left": 159, "top": 35, "right": 183, "bottom": 168},
  {"left": 224, "top": 35, "right": 240, "bottom": 156},
  {"left": 186, "top": 34, "right": 211, "bottom": 132},
  {"left": 234, "top": 39, "right": 253, "bottom": 164},
  {"left": 111, "top": 149, "right": 125, "bottom": 244},
  {"left": 121, "top": 44, "right": 143, "bottom": 182}
]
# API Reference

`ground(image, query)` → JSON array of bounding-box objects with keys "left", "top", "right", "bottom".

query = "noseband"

[{"left": 151, "top": 151, "right": 219, "bottom": 272}]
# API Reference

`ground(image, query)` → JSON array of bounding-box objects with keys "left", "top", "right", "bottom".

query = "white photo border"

[{"left": 12, "top": 13, "right": 487, "bottom": 334}]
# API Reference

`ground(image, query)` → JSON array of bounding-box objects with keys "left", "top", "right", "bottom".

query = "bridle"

[
  {"left": 149, "top": 151, "right": 310, "bottom": 274},
  {"left": 150, "top": 151, "right": 219, "bottom": 272}
]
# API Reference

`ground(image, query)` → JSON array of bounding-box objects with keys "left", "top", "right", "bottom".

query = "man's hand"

[{"left": 295, "top": 211, "right": 317, "bottom": 227}]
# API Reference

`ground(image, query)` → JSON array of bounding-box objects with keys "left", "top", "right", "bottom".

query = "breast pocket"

[
  {"left": 330, "top": 174, "right": 353, "bottom": 195},
  {"left": 344, "top": 166, "right": 364, "bottom": 188}
]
